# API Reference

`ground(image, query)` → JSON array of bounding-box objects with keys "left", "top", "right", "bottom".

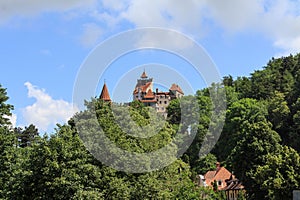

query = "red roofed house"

[
  {"left": 204, "top": 162, "right": 232, "bottom": 190},
  {"left": 199, "top": 162, "right": 245, "bottom": 200},
  {"left": 133, "top": 70, "right": 184, "bottom": 115}
]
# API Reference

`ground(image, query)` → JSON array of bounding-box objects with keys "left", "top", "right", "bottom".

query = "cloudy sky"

[{"left": 1, "top": 0, "right": 300, "bottom": 133}]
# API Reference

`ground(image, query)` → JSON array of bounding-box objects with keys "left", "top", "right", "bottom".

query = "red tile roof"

[
  {"left": 204, "top": 171, "right": 216, "bottom": 180},
  {"left": 144, "top": 89, "right": 155, "bottom": 99},
  {"left": 100, "top": 83, "right": 111, "bottom": 102},
  {"left": 142, "top": 82, "right": 152, "bottom": 92},
  {"left": 133, "top": 82, "right": 152, "bottom": 94},
  {"left": 141, "top": 71, "right": 148, "bottom": 78},
  {"left": 170, "top": 83, "right": 184, "bottom": 94},
  {"left": 204, "top": 167, "right": 232, "bottom": 189}
]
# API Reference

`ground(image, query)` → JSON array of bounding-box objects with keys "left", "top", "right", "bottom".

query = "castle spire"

[
  {"left": 99, "top": 82, "right": 111, "bottom": 102},
  {"left": 141, "top": 69, "right": 148, "bottom": 79}
]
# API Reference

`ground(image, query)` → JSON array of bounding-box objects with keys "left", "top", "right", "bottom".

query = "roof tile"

[{"left": 100, "top": 83, "right": 111, "bottom": 102}]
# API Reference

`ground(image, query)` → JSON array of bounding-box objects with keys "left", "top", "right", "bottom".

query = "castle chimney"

[
  {"left": 216, "top": 162, "right": 221, "bottom": 171},
  {"left": 231, "top": 171, "right": 235, "bottom": 180},
  {"left": 156, "top": 88, "right": 158, "bottom": 94}
]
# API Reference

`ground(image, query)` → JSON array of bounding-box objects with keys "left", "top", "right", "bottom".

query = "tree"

[
  {"left": 15, "top": 124, "right": 39, "bottom": 148},
  {"left": 250, "top": 69, "right": 275, "bottom": 99},
  {"left": 254, "top": 146, "right": 300, "bottom": 200},
  {"left": 193, "top": 153, "right": 217, "bottom": 175},
  {"left": 179, "top": 93, "right": 212, "bottom": 170},
  {"left": 22, "top": 125, "right": 105, "bottom": 199},
  {"left": 167, "top": 98, "right": 181, "bottom": 125},
  {"left": 223, "top": 75, "right": 233, "bottom": 87},
  {"left": 234, "top": 76, "right": 252, "bottom": 99},
  {"left": 0, "top": 84, "right": 23, "bottom": 199},
  {"left": 267, "top": 92, "right": 290, "bottom": 128},
  {"left": 0, "top": 126, "right": 18, "bottom": 199},
  {"left": 289, "top": 97, "right": 300, "bottom": 152},
  {"left": 228, "top": 120, "right": 281, "bottom": 199},
  {"left": 213, "top": 98, "right": 268, "bottom": 161},
  {"left": 0, "top": 84, "right": 14, "bottom": 126}
]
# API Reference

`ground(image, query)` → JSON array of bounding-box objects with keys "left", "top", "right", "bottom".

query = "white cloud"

[
  {"left": 257, "top": 0, "right": 300, "bottom": 55},
  {"left": 119, "top": 0, "right": 300, "bottom": 55},
  {"left": 4, "top": 113, "right": 17, "bottom": 128},
  {"left": 199, "top": 0, "right": 300, "bottom": 55},
  {"left": 22, "top": 82, "right": 78, "bottom": 132},
  {"left": 121, "top": 0, "right": 206, "bottom": 33},
  {"left": 89, "top": 0, "right": 300, "bottom": 54},
  {"left": 204, "top": 0, "right": 263, "bottom": 32},
  {"left": 134, "top": 29, "right": 195, "bottom": 50},
  {"left": 9, "top": 113, "right": 17, "bottom": 127},
  {"left": 3, "top": 0, "right": 300, "bottom": 54},
  {"left": 90, "top": 10, "right": 122, "bottom": 28},
  {"left": 0, "top": 0, "right": 96, "bottom": 24},
  {"left": 80, "top": 23, "right": 103, "bottom": 48},
  {"left": 273, "top": 36, "right": 300, "bottom": 57}
]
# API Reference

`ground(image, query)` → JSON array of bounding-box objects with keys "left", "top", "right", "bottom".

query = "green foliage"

[
  {"left": 14, "top": 124, "right": 39, "bottom": 147},
  {"left": 213, "top": 98, "right": 268, "bottom": 161},
  {"left": 193, "top": 153, "right": 217, "bottom": 175},
  {"left": 167, "top": 98, "right": 181, "bottom": 125},
  {"left": 234, "top": 76, "right": 252, "bottom": 99},
  {"left": 0, "top": 127, "right": 18, "bottom": 199},
  {"left": 228, "top": 120, "right": 281, "bottom": 198},
  {"left": 213, "top": 53, "right": 300, "bottom": 198},
  {"left": 3, "top": 53, "right": 300, "bottom": 199},
  {"left": 254, "top": 146, "right": 300, "bottom": 200},
  {"left": 0, "top": 85, "right": 14, "bottom": 126},
  {"left": 20, "top": 125, "right": 104, "bottom": 199}
]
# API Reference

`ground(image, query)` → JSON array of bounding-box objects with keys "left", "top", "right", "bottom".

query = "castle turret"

[
  {"left": 99, "top": 82, "right": 111, "bottom": 102},
  {"left": 141, "top": 70, "right": 148, "bottom": 79},
  {"left": 133, "top": 70, "right": 153, "bottom": 101}
]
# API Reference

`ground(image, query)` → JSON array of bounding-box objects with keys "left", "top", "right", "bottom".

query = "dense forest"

[{"left": 1, "top": 53, "right": 300, "bottom": 199}]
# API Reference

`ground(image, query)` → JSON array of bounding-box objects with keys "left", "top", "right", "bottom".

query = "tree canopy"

[{"left": 1, "top": 53, "right": 300, "bottom": 199}]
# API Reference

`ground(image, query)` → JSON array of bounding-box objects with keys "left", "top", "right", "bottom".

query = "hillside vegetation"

[{"left": 1, "top": 54, "right": 300, "bottom": 199}]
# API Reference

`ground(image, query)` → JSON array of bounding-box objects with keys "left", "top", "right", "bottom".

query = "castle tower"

[
  {"left": 133, "top": 70, "right": 153, "bottom": 101},
  {"left": 99, "top": 82, "right": 111, "bottom": 102},
  {"left": 169, "top": 83, "right": 184, "bottom": 99}
]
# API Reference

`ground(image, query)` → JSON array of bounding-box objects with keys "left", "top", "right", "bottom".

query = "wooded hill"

[{"left": 1, "top": 54, "right": 300, "bottom": 199}]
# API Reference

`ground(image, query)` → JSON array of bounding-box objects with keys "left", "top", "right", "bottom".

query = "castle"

[
  {"left": 99, "top": 70, "right": 184, "bottom": 114},
  {"left": 132, "top": 70, "right": 184, "bottom": 113}
]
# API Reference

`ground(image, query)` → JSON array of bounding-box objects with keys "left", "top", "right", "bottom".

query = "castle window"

[
  {"left": 159, "top": 101, "right": 162, "bottom": 104},
  {"left": 164, "top": 101, "right": 167, "bottom": 104},
  {"left": 218, "top": 180, "right": 222, "bottom": 186}
]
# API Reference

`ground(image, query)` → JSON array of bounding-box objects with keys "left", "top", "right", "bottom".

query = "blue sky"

[{"left": 1, "top": 0, "right": 300, "bottom": 133}]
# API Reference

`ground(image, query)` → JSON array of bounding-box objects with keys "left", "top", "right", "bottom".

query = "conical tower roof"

[
  {"left": 141, "top": 70, "right": 148, "bottom": 79},
  {"left": 100, "top": 83, "right": 111, "bottom": 102}
]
